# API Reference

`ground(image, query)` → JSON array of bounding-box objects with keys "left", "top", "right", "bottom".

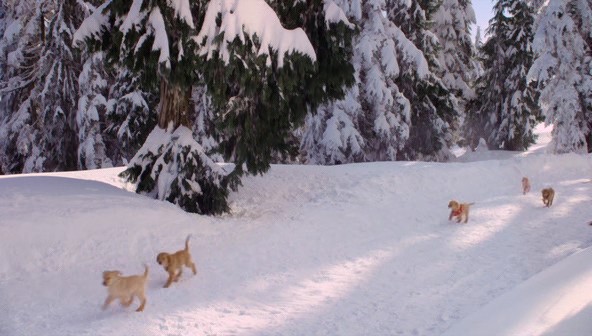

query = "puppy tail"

[
  {"left": 143, "top": 264, "right": 149, "bottom": 278},
  {"left": 185, "top": 234, "right": 192, "bottom": 251},
  {"left": 468, "top": 202, "right": 475, "bottom": 206}
]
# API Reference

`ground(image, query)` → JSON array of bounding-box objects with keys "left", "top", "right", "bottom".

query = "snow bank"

[
  {"left": 442, "top": 247, "right": 592, "bottom": 336},
  {"left": 1, "top": 126, "right": 592, "bottom": 335}
]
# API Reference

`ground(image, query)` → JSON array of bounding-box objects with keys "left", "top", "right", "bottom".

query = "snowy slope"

[{"left": 1, "top": 125, "right": 592, "bottom": 336}]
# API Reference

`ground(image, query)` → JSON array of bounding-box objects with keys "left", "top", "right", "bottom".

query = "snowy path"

[{"left": 1, "top": 146, "right": 592, "bottom": 335}]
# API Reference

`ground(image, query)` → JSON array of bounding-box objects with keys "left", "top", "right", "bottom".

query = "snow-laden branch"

[
  {"left": 72, "top": 1, "right": 111, "bottom": 47},
  {"left": 195, "top": 0, "right": 316, "bottom": 67}
]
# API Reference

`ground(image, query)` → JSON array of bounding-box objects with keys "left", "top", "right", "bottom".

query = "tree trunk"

[{"left": 158, "top": 79, "right": 191, "bottom": 129}]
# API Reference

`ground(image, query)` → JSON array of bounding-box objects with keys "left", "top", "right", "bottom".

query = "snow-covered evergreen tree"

[
  {"left": 0, "top": 3, "right": 6, "bottom": 43},
  {"left": 474, "top": 25, "right": 482, "bottom": 48},
  {"left": 78, "top": 52, "right": 111, "bottom": 169},
  {"left": 0, "top": 0, "right": 84, "bottom": 173},
  {"left": 432, "top": 0, "right": 479, "bottom": 103},
  {"left": 528, "top": 0, "right": 592, "bottom": 153},
  {"left": 268, "top": 0, "right": 357, "bottom": 164},
  {"left": 0, "top": 1, "right": 45, "bottom": 173},
  {"left": 528, "top": 0, "right": 547, "bottom": 12},
  {"left": 75, "top": 0, "right": 318, "bottom": 214},
  {"left": 103, "top": 67, "right": 158, "bottom": 165},
  {"left": 196, "top": 0, "right": 317, "bottom": 176},
  {"left": 387, "top": 0, "right": 458, "bottom": 161},
  {"left": 190, "top": 83, "right": 220, "bottom": 161},
  {"left": 271, "top": 0, "right": 362, "bottom": 165},
  {"left": 299, "top": 0, "right": 411, "bottom": 164},
  {"left": 355, "top": 0, "right": 413, "bottom": 162},
  {"left": 467, "top": 0, "right": 540, "bottom": 151},
  {"left": 36, "top": 0, "right": 85, "bottom": 171},
  {"left": 74, "top": 0, "right": 233, "bottom": 214}
]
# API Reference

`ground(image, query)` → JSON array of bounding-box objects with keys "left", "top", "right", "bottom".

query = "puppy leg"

[
  {"left": 102, "top": 295, "right": 115, "bottom": 310},
  {"left": 186, "top": 260, "right": 197, "bottom": 275},
  {"left": 121, "top": 296, "right": 133, "bottom": 307},
  {"left": 164, "top": 273, "right": 175, "bottom": 288},
  {"left": 174, "top": 269, "right": 183, "bottom": 282},
  {"left": 135, "top": 293, "right": 146, "bottom": 312}
]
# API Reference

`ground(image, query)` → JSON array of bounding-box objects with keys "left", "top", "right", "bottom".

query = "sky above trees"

[{"left": 473, "top": 0, "right": 494, "bottom": 41}]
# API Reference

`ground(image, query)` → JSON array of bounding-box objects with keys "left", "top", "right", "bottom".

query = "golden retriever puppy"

[
  {"left": 156, "top": 235, "right": 197, "bottom": 288},
  {"left": 542, "top": 187, "right": 555, "bottom": 207},
  {"left": 102, "top": 265, "right": 148, "bottom": 312},
  {"left": 522, "top": 177, "right": 531, "bottom": 195},
  {"left": 448, "top": 200, "right": 474, "bottom": 224}
]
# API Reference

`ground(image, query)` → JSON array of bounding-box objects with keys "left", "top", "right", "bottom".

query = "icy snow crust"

[{"left": 1, "top": 125, "right": 592, "bottom": 335}]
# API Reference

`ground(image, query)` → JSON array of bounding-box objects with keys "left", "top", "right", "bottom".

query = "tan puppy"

[
  {"left": 542, "top": 187, "right": 555, "bottom": 207},
  {"left": 156, "top": 235, "right": 197, "bottom": 288},
  {"left": 522, "top": 177, "right": 531, "bottom": 195},
  {"left": 448, "top": 200, "right": 474, "bottom": 224},
  {"left": 102, "top": 265, "right": 148, "bottom": 312}
]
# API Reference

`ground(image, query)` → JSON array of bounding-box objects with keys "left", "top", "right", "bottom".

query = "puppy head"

[
  {"left": 522, "top": 177, "right": 529, "bottom": 184},
  {"left": 156, "top": 253, "right": 170, "bottom": 267},
  {"left": 448, "top": 200, "right": 459, "bottom": 210},
  {"left": 542, "top": 188, "right": 551, "bottom": 198},
  {"left": 102, "top": 270, "right": 122, "bottom": 287}
]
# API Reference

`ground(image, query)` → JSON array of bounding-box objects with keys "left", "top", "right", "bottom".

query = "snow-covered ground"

[{"left": 1, "top": 124, "right": 592, "bottom": 336}]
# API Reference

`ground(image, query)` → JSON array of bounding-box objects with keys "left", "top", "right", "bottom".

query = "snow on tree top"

[
  {"left": 120, "top": 0, "right": 146, "bottom": 35},
  {"left": 166, "top": 0, "right": 194, "bottom": 29},
  {"left": 195, "top": 0, "right": 317, "bottom": 67},
  {"left": 324, "top": 1, "right": 354, "bottom": 28},
  {"left": 72, "top": 2, "right": 111, "bottom": 47},
  {"left": 148, "top": 8, "right": 170, "bottom": 68}
]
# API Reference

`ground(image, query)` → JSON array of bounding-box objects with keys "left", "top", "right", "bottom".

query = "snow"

[
  {"left": 166, "top": 0, "right": 195, "bottom": 29},
  {"left": 2, "top": 125, "right": 592, "bottom": 335},
  {"left": 119, "top": 0, "right": 146, "bottom": 35},
  {"left": 324, "top": 1, "right": 353, "bottom": 28},
  {"left": 195, "top": 0, "right": 316, "bottom": 67},
  {"left": 147, "top": 8, "right": 170, "bottom": 68},
  {"left": 72, "top": 2, "right": 111, "bottom": 48}
]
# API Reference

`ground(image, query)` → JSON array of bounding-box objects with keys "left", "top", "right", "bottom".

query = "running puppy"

[
  {"left": 448, "top": 200, "right": 474, "bottom": 224},
  {"left": 102, "top": 265, "right": 148, "bottom": 312},
  {"left": 522, "top": 177, "right": 531, "bottom": 195},
  {"left": 542, "top": 187, "right": 555, "bottom": 207},
  {"left": 156, "top": 235, "right": 197, "bottom": 288}
]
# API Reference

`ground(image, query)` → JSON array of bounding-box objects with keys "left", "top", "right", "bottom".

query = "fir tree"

[
  {"left": 0, "top": 1, "right": 45, "bottom": 173},
  {"left": 432, "top": 0, "right": 479, "bottom": 103},
  {"left": 528, "top": 0, "right": 592, "bottom": 153},
  {"left": 387, "top": 0, "right": 458, "bottom": 161},
  {"left": 196, "top": 0, "right": 317, "bottom": 176},
  {"left": 267, "top": 0, "right": 357, "bottom": 164},
  {"left": 75, "top": 0, "right": 318, "bottom": 214},
  {"left": 190, "top": 83, "right": 220, "bottom": 161},
  {"left": 78, "top": 52, "right": 111, "bottom": 169},
  {"left": 355, "top": 0, "right": 413, "bottom": 162},
  {"left": 37, "top": 0, "right": 85, "bottom": 171},
  {"left": 74, "top": 0, "right": 232, "bottom": 214},
  {"left": 467, "top": 0, "right": 540, "bottom": 151},
  {"left": 0, "top": 0, "right": 83, "bottom": 173},
  {"left": 299, "top": 0, "right": 413, "bottom": 164},
  {"left": 103, "top": 66, "right": 158, "bottom": 165}
]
